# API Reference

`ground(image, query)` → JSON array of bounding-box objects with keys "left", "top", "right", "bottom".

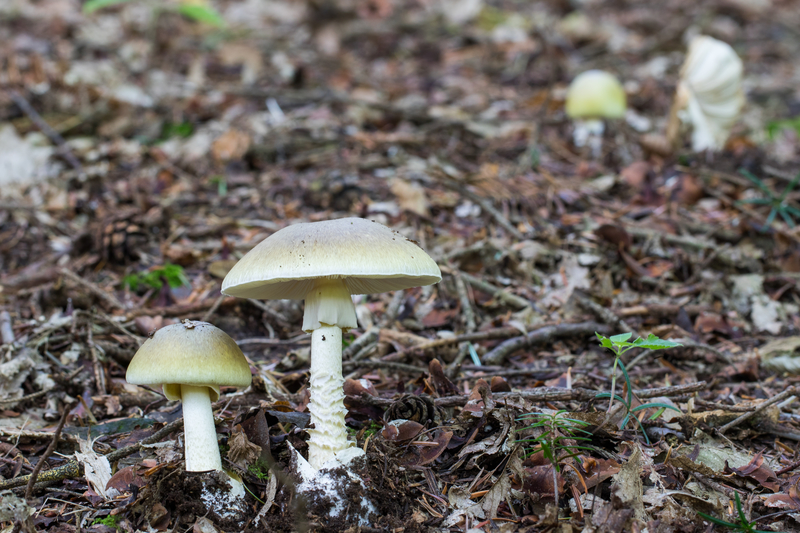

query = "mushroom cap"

[
  {"left": 126, "top": 320, "right": 251, "bottom": 402},
  {"left": 221, "top": 218, "right": 442, "bottom": 300},
  {"left": 565, "top": 70, "right": 626, "bottom": 119}
]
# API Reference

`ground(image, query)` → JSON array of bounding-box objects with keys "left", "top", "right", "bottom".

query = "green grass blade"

[{"left": 83, "top": 0, "right": 132, "bottom": 13}]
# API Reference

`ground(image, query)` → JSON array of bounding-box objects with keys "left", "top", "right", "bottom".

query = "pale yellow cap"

[
  {"left": 221, "top": 218, "right": 442, "bottom": 300},
  {"left": 126, "top": 320, "right": 251, "bottom": 402},
  {"left": 565, "top": 70, "right": 626, "bottom": 119}
]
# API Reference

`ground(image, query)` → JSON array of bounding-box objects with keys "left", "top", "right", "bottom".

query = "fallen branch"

[
  {"left": 719, "top": 386, "right": 798, "bottom": 435},
  {"left": 483, "top": 321, "right": 613, "bottom": 365},
  {"left": 59, "top": 268, "right": 127, "bottom": 312},
  {"left": 353, "top": 381, "right": 707, "bottom": 408},
  {"left": 25, "top": 405, "right": 70, "bottom": 499}
]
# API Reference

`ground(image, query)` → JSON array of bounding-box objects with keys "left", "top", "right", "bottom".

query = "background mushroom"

[
  {"left": 564, "top": 69, "right": 627, "bottom": 156},
  {"left": 126, "top": 320, "right": 252, "bottom": 472},
  {"left": 666, "top": 35, "right": 744, "bottom": 152},
  {"left": 221, "top": 217, "right": 441, "bottom": 470}
]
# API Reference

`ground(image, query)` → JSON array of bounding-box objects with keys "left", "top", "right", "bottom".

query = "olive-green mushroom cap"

[
  {"left": 565, "top": 70, "right": 627, "bottom": 119},
  {"left": 126, "top": 320, "right": 251, "bottom": 402},
  {"left": 221, "top": 217, "right": 442, "bottom": 300}
]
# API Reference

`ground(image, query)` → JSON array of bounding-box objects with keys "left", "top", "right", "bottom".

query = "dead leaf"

[
  {"left": 228, "top": 426, "right": 262, "bottom": 469},
  {"left": 75, "top": 438, "right": 117, "bottom": 500},
  {"left": 390, "top": 178, "right": 429, "bottom": 217},
  {"left": 611, "top": 444, "right": 646, "bottom": 522},
  {"left": 105, "top": 465, "right": 145, "bottom": 493},
  {"left": 724, "top": 452, "right": 779, "bottom": 492},
  {"left": 406, "top": 430, "right": 452, "bottom": 466},
  {"left": 212, "top": 129, "right": 251, "bottom": 162},
  {"left": 381, "top": 419, "right": 424, "bottom": 442},
  {"left": 429, "top": 359, "right": 459, "bottom": 396}
]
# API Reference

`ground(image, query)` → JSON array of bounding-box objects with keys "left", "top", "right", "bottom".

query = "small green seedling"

[
  {"left": 767, "top": 117, "right": 800, "bottom": 140},
  {"left": 517, "top": 410, "right": 592, "bottom": 507},
  {"left": 697, "top": 492, "right": 773, "bottom": 533},
  {"left": 739, "top": 168, "right": 800, "bottom": 230},
  {"left": 596, "top": 333, "right": 683, "bottom": 444},
  {"left": 247, "top": 460, "right": 272, "bottom": 481},
  {"left": 92, "top": 515, "right": 121, "bottom": 530},
  {"left": 83, "top": 0, "right": 226, "bottom": 27},
  {"left": 124, "top": 263, "right": 190, "bottom": 292}
]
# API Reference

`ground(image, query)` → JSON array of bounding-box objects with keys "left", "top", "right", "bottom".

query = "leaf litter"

[{"left": 0, "top": 0, "right": 800, "bottom": 532}]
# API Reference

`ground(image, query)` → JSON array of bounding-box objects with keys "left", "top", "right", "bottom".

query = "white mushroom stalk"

[
  {"left": 179, "top": 384, "right": 223, "bottom": 472},
  {"left": 308, "top": 325, "right": 348, "bottom": 469},
  {"left": 302, "top": 278, "right": 358, "bottom": 468}
]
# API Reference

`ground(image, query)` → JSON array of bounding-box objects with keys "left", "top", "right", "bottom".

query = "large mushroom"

[
  {"left": 222, "top": 217, "right": 441, "bottom": 470},
  {"left": 126, "top": 320, "right": 252, "bottom": 472}
]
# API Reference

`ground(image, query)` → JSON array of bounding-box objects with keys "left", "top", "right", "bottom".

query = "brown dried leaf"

[
  {"left": 381, "top": 420, "right": 424, "bottom": 442},
  {"left": 105, "top": 465, "right": 145, "bottom": 493},
  {"left": 521, "top": 464, "right": 565, "bottom": 499},
  {"left": 212, "top": 129, "right": 251, "bottom": 162},
  {"left": 429, "top": 359, "right": 459, "bottom": 396},
  {"left": 408, "top": 430, "right": 452, "bottom": 466},
  {"left": 595, "top": 224, "right": 631, "bottom": 251},
  {"left": 228, "top": 426, "right": 262, "bottom": 469},
  {"left": 723, "top": 452, "right": 779, "bottom": 492}
]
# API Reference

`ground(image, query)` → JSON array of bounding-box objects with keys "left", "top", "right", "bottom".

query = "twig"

[
  {"left": 343, "top": 327, "right": 379, "bottom": 360},
  {"left": 342, "top": 360, "right": 426, "bottom": 374},
  {"left": 719, "top": 387, "right": 798, "bottom": 435},
  {"left": 572, "top": 291, "right": 637, "bottom": 336},
  {"left": 201, "top": 294, "right": 226, "bottom": 322},
  {"left": 454, "top": 273, "right": 477, "bottom": 333},
  {"left": 432, "top": 171, "right": 527, "bottom": 240},
  {"left": 10, "top": 90, "right": 85, "bottom": 178},
  {"left": 384, "top": 326, "right": 522, "bottom": 362},
  {"left": 381, "top": 290, "right": 406, "bottom": 327},
  {"left": 246, "top": 299, "right": 293, "bottom": 330},
  {"left": 59, "top": 268, "right": 126, "bottom": 312},
  {"left": 237, "top": 334, "right": 309, "bottom": 346},
  {"left": 87, "top": 326, "right": 107, "bottom": 395},
  {"left": 483, "top": 322, "right": 613, "bottom": 365},
  {"left": 446, "top": 273, "right": 477, "bottom": 378},
  {"left": 616, "top": 304, "right": 710, "bottom": 317},
  {"left": 439, "top": 266, "right": 538, "bottom": 311},
  {"left": 0, "top": 389, "right": 51, "bottom": 406},
  {"left": 356, "top": 381, "right": 707, "bottom": 408},
  {"left": 25, "top": 404, "right": 70, "bottom": 499}
]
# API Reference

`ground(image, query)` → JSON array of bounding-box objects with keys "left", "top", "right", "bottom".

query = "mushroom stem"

[
  {"left": 303, "top": 278, "right": 358, "bottom": 332},
  {"left": 180, "top": 384, "right": 222, "bottom": 472},
  {"left": 307, "top": 325, "right": 349, "bottom": 470}
]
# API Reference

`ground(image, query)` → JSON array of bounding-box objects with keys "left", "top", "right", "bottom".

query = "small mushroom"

[
  {"left": 222, "top": 217, "right": 441, "bottom": 470},
  {"left": 126, "top": 320, "right": 252, "bottom": 472},
  {"left": 564, "top": 70, "right": 627, "bottom": 156}
]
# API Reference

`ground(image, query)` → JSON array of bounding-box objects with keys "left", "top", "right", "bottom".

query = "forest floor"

[{"left": 1, "top": 0, "right": 800, "bottom": 532}]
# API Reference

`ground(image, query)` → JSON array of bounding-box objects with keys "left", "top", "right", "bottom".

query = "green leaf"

[
  {"left": 631, "top": 334, "right": 683, "bottom": 350},
  {"left": 594, "top": 392, "right": 627, "bottom": 404},
  {"left": 595, "top": 333, "right": 616, "bottom": 350},
  {"left": 631, "top": 402, "right": 682, "bottom": 414},
  {"left": 696, "top": 511, "right": 738, "bottom": 528},
  {"left": 178, "top": 4, "right": 226, "bottom": 27},
  {"left": 609, "top": 332, "right": 633, "bottom": 344},
  {"left": 83, "top": 0, "right": 132, "bottom": 14}
]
